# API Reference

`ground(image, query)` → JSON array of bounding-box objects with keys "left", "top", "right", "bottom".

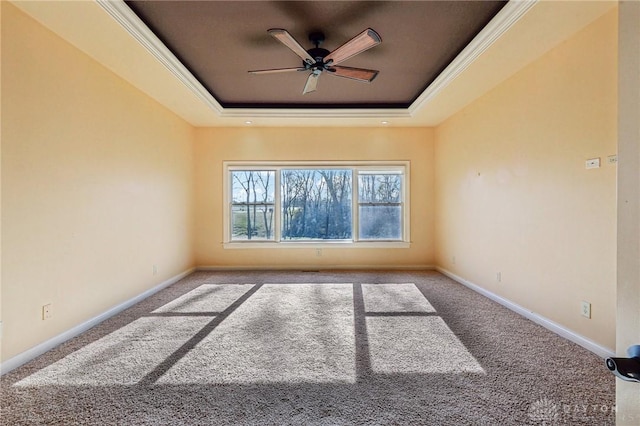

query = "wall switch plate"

[
  {"left": 585, "top": 158, "right": 601, "bottom": 169},
  {"left": 316, "top": 248, "right": 322, "bottom": 257},
  {"left": 153, "top": 264, "right": 158, "bottom": 276},
  {"left": 497, "top": 272, "right": 502, "bottom": 282},
  {"left": 581, "top": 301, "right": 591, "bottom": 319},
  {"left": 42, "top": 303, "right": 53, "bottom": 320}
]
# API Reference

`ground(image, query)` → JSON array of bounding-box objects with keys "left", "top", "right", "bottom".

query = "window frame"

[
  {"left": 356, "top": 169, "right": 405, "bottom": 242},
  {"left": 223, "top": 161, "right": 410, "bottom": 249},
  {"left": 229, "top": 170, "right": 277, "bottom": 241}
]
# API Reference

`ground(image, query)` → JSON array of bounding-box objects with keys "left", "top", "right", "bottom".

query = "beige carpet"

[{"left": 1, "top": 270, "right": 615, "bottom": 425}]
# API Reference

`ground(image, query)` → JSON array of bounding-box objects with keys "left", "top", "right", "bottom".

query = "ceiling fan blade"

[
  {"left": 324, "top": 28, "right": 381, "bottom": 66},
  {"left": 249, "top": 67, "right": 306, "bottom": 74},
  {"left": 303, "top": 72, "right": 320, "bottom": 94},
  {"left": 329, "top": 66, "right": 379, "bottom": 82},
  {"left": 268, "top": 28, "right": 315, "bottom": 65}
]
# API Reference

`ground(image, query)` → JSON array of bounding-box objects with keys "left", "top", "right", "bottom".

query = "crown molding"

[
  {"left": 97, "top": 0, "right": 536, "bottom": 121},
  {"left": 96, "top": 0, "right": 224, "bottom": 115},
  {"left": 408, "top": 0, "right": 537, "bottom": 115},
  {"left": 218, "top": 108, "right": 412, "bottom": 119}
]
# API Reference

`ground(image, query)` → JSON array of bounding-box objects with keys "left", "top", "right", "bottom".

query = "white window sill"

[{"left": 223, "top": 241, "right": 411, "bottom": 249}]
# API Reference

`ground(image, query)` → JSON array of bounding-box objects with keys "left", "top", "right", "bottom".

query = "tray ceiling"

[{"left": 125, "top": 1, "right": 506, "bottom": 109}]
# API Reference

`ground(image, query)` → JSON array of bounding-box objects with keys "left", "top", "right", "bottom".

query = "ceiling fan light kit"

[{"left": 249, "top": 28, "right": 382, "bottom": 95}]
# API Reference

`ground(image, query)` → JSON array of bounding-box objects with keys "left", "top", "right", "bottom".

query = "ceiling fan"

[{"left": 249, "top": 28, "right": 382, "bottom": 94}]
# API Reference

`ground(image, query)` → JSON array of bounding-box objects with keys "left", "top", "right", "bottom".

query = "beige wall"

[
  {"left": 434, "top": 10, "right": 618, "bottom": 350},
  {"left": 1, "top": 3, "right": 195, "bottom": 361},
  {"left": 194, "top": 127, "right": 435, "bottom": 269}
]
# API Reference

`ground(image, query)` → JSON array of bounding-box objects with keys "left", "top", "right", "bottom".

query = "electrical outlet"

[
  {"left": 607, "top": 155, "right": 617, "bottom": 164},
  {"left": 585, "top": 158, "right": 600, "bottom": 169},
  {"left": 581, "top": 301, "right": 591, "bottom": 319},
  {"left": 316, "top": 248, "right": 322, "bottom": 257},
  {"left": 42, "top": 304, "right": 53, "bottom": 320}
]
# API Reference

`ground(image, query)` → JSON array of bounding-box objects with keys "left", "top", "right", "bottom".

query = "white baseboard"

[
  {"left": 0, "top": 268, "right": 195, "bottom": 375},
  {"left": 436, "top": 267, "right": 615, "bottom": 359},
  {"left": 196, "top": 264, "right": 436, "bottom": 272}
]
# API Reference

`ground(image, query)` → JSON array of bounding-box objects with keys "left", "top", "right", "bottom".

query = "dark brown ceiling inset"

[{"left": 125, "top": 1, "right": 507, "bottom": 109}]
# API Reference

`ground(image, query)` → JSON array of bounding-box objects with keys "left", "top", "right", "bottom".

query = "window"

[
  {"left": 282, "top": 169, "right": 352, "bottom": 241},
  {"left": 224, "top": 162, "right": 409, "bottom": 248},
  {"left": 358, "top": 171, "right": 403, "bottom": 240},
  {"left": 230, "top": 170, "right": 275, "bottom": 240}
]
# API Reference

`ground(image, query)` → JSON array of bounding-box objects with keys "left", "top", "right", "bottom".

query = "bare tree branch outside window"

[{"left": 229, "top": 166, "right": 404, "bottom": 243}]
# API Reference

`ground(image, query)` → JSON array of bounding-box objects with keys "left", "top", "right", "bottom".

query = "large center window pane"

[{"left": 281, "top": 169, "right": 352, "bottom": 240}]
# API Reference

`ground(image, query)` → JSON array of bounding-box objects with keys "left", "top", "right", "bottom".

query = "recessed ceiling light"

[
  {"left": 381, "top": 121, "right": 389, "bottom": 125},
  {"left": 244, "top": 120, "right": 253, "bottom": 125}
]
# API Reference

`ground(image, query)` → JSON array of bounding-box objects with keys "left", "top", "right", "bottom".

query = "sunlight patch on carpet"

[
  {"left": 152, "top": 284, "right": 254, "bottom": 313},
  {"left": 157, "top": 283, "right": 356, "bottom": 385},
  {"left": 362, "top": 283, "right": 435, "bottom": 313},
  {"left": 14, "top": 317, "right": 211, "bottom": 387},
  {"left": 366, "top": 316, "right": 485, "bottom": 374}
]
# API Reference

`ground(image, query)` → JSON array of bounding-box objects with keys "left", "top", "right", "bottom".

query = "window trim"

[
  {"left": 356, "top": 169, "right": 404, "bottom": 242},
  {"left": 229, "top": 169, "right": 277, "bottom": 241},
  {"left": 223, "top": 161, "right": 411, "bottom": 249}
]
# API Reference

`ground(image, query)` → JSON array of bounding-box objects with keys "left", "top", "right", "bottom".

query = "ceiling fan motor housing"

[
  {"left": 305, "top": 47, "right": 330, "bottom": 68},
  {"left": 304, "top": 31, "right": 330, "bottom": 69}
]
